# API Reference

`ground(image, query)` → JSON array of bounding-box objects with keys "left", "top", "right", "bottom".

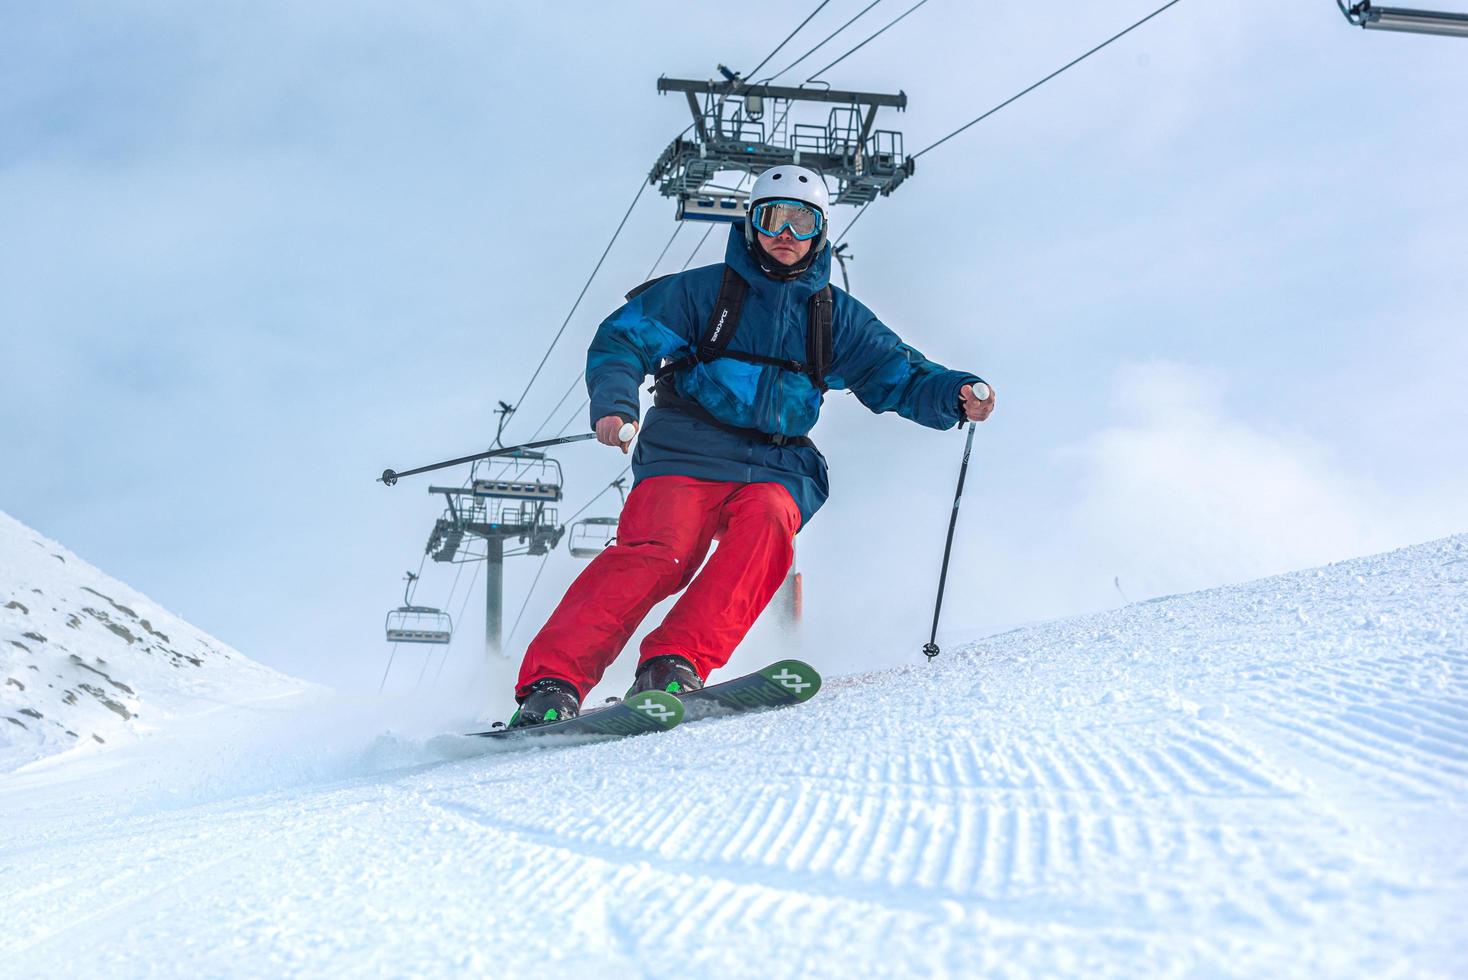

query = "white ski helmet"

[
  {"left": 744, "top": 164, "right": 830, "bottom": 276},
  {"left": 749, "top": 164, "right": 830, "bottom": 214}
]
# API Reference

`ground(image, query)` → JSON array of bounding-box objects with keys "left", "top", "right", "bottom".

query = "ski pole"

[
  {"left": 378, "top": 423, "right": 636, "bottom": 487},
  {"left": 922, "top": 383, "right": 987, "bottom": 661}
]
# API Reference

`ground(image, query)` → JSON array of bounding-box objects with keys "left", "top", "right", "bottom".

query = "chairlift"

[
  {"left": 384, "top": 571, "right": 452, "bottom": 644},
  {"left": 568, "top": 517, "right": 619, "bottom": 558}
]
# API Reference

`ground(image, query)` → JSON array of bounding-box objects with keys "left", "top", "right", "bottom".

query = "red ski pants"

[{"left": 516, "top": 475, "right": 801, "bottom": 698}]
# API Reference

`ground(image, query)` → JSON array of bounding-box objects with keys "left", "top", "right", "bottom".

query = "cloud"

[{"left": 1057, "top": 360, "right": 1392, "bottom": 600}]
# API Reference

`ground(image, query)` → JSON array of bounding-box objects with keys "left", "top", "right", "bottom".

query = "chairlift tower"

[
  {"left": 423, "top": 449, "right": 565, "bottom": 657},
  {"left": 650, "top": 74, "right": 915, "bottom": 224}
]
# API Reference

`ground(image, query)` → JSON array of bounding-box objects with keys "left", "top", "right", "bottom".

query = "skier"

[{"left": 508, "top": 164, "right": 995, "bottom": 727}]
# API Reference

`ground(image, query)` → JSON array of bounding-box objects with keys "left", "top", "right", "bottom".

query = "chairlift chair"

[
  {"left": 568, "top": 516, "right": 619, "bottom": 558},
  {"left": 384, "top": 571, "right": 453, "bottom": 644},
  {"left": 385, "top": 605, "right": 454, "bottom": 644}
]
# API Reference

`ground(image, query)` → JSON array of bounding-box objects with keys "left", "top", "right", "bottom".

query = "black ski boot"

[
  {"left": 628, "top": 654, "right": 703, "bottom": 697},
  {"left": 508, "top": 677, "right": 581, "bottom": 728}
]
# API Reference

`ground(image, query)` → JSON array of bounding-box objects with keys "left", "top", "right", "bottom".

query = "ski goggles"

[{"left": 750, "top": 199, "right": 824, "bottom": 241}]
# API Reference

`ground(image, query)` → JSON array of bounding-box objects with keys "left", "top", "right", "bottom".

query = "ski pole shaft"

[
  {"left": 378, "top": 427, "right": 631, "bottom": 487},
  {"left": 923, "top": 386, "right": 986, "bottom": 661}
]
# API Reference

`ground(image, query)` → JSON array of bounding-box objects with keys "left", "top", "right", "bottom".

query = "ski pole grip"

[
  {"left": 970, "top": 382, "right": 991, "bottom": 401},
  {"left": 618, "top": 422, "right": 637, "bottom": 445}
]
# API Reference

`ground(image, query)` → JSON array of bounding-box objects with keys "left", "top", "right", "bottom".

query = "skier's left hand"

[
  {"left": 960, "top": 382, "right": 995, "bottom": 422},
  {"left": 595, "top": 414, "right": 638, "bottom": 453}
]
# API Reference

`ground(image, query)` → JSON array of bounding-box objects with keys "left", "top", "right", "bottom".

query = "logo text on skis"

[
  {"left": 633, "top": 696, "right": 677, "bottom": 722},
  {"left": 771, "top": 668, "right": 811, "bottom": 693}
]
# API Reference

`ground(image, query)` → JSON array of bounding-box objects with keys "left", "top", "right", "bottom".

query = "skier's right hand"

[{"left": 596, "top": 415, "right": 638, "bottom": 454}]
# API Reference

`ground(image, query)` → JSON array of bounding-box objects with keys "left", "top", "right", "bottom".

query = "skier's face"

[{"left": 757, "top": 226, "right": 813, "bottom": 266}]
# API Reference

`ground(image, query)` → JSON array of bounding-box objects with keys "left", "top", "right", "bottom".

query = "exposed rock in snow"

[{"left": 0, "top": 511, "right": 311, "bottom": 771}]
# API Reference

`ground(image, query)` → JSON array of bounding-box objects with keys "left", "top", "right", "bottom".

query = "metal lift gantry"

[
  {"left": 1338, "top": 1, "right": 1468, "bottom": 35},
  {"left": 423, "top": 449, "right": 565, "bottom": 657},
  {"left": 649, "top": 72, "right": 915, "bottom": 224}
]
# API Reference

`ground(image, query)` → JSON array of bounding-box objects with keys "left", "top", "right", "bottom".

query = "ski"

[
  {"left": 467, "top": 689, "right": 684, "bottom": 742},
  {"left": 464, "top": 660, "right": 819, "bottom": 742},
  {"left": 678, "top": 659, "right": 822, "bottom": 722}
]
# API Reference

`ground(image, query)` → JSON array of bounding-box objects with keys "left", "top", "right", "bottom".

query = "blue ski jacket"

[{"left": 587, "top": 224, "right": 981, "bottom": 528}]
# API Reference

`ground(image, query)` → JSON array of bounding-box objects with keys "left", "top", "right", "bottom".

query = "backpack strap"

[
  {"left": 649, "top": 265, "right": 828, "bottom": 403},
  {"left": 806, "top": 286, "right": 833, "bottom": 393},
  {"left": 652, "top": 265, "right": 751, "bottom": 387},
  {"left": 653, "top": 388, "right": 816, "bottom": 448},
  {"left": 697, "top": 265, "right": 748, "bottom": 361}
]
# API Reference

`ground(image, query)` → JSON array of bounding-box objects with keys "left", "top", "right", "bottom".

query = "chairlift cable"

[
  {"left": 503, "top": 177, "right": 650, "bottom": 439},
  {"left": 681, "top": 222, "right": 719, "bottom": 272},
  {"left": 766, "top": 0, "right": 887, "bottom": 83},
  {"left": 834, "top": 197, "right": 876, "bottom": 248},
  {"left": 378, "top": 642, "right": 400, "bottom": 692},
  {"left": 407, "top": 553, "right": 428, "bottom": 601},
  {"left": 645, "top": 222, "right": 685, "bottom": 279},
  {"left": 831, "top": 0, "right": 1186, "bottom": 253},
  {"left": 515, "top": 14, "right": 822, "bottom": 446},
  {"left": 557, "top": 401, "right": 588, "bottom": 438},
  {"left": 744, "top": 0, "right": 836, "bottom": 83},
  {"left": 528, "top": 373, "right": 586, "bottom": 441},
  {"left": 911, "top": 0, "right": 1186, "bottom": 160},
  {"left": 564, "top": 464, "right": 634, "bottom": 526},
  {"left": 526, "top": 219, "right": 685, "bottom": 442},
  {"left": 430, "top": 642, "right": 453, "bottom": 686},
  {"left": 413, "top": 645, "right": 434, "bottom": 690},
  {"left": 527, "top": 203, "right": 698, "bottom": 441},
  {"left": 505, "top": 553, "right": 552, "bottom": 652},
  {"left": 441, "top": 554, "right": 467, "bottom": 617},
  {"left": 805, "top": 0, "right": 933, "bottom": 83},
  {"left": 452, "top": 559, "right": 483, "bottom": 644}
]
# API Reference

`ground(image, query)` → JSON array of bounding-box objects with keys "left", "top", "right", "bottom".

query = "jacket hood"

[{"left": 724, "top": 224, "right": 830, "bottom": 300}]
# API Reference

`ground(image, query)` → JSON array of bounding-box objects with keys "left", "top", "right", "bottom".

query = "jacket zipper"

[{"left": 756, "top": 286, "right": 791, "bottom": 432}]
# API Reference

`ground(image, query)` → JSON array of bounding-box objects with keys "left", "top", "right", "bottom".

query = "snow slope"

[
  {"left": 2, "top": 533, "right": 1465, "bottom": 977},
  {"left": 0, "top": 511, "right": 311, "bottom": 771}
]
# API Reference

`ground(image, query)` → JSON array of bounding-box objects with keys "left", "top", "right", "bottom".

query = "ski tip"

[
  {"left": 623, "top": 688, "right": 685, "bottom": 730},
  {"left": 758, "top": 660, "right": 822, "bottom": 703}
]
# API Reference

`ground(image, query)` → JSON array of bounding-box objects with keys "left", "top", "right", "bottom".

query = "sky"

[{"left": 3, "top": 1, "right": 1466, "bottom": 710}]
